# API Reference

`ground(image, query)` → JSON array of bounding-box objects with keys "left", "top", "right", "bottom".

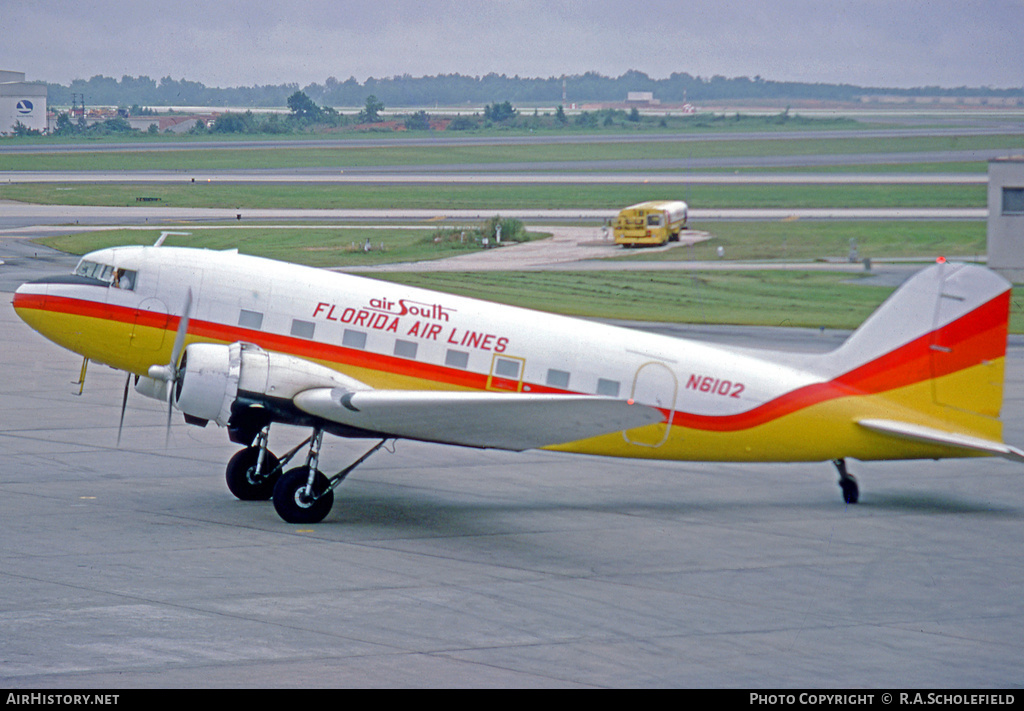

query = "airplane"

[{"left": 12, "top": 241, "right": 1024, "bottom": 523}]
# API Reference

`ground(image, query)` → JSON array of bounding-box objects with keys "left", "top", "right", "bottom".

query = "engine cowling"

[
  {"left": 173, "top": 343, "right": 239, "bottom": 425},
  {"left": 162, "top": 342, "right": 368, "bottom": 427}
]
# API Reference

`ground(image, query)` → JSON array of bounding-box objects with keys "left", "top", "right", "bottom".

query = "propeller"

[
  {"left": 116, "top": 372, "right": 131, "bottom": 446},
  {"left": 146, "top": 288, "right": 193, "bottom": 444},
  {"left": 116, "top": 372, "right": 142, "bottom": 447}
]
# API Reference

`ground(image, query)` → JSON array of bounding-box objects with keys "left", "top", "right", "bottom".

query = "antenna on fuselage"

[{"left": 154, "top": 231, "right": 191, "bottom": 247}]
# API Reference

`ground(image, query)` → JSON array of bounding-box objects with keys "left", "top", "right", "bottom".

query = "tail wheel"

[
  {"left": 840, "top": 476, "right": 860, "bottom": 505},
  {"left": 273, "top": 467, "right": 334, "bottom": 524},
  {"left": 225, "top": 446, "right": 280, "bottom": 501}
]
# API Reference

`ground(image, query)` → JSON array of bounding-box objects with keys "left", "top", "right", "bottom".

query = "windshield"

[{"left": 74, "top": 259, "right": 137, "bottom": 290}]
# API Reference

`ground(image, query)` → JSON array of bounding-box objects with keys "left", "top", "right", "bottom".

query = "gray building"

[
  {"left": 0, "top": 70, "right": 48, "bottom": 134},
  {"left": 987, "top": 156, "right": 1024, "bottom": 283}
]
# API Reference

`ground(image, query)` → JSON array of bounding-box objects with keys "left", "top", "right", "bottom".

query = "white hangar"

[{"left": 1, "top": 70, "right": 48, "bottom": 134}]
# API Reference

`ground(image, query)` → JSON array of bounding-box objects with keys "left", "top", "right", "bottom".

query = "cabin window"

[
  {"left": 546, "top": 368, "right": 570, "bottom": 389},
  {"left": 494, "top": 357, "right": 520, "bottom": 379},
  {"left": 238, "top": 309, "right": 263, "bottom": 330},
  {"left": 342, "top": 329, "right": 367, "bottom": 349},
  {"left": 445, "top": 349, "right": 469, "bottom": 369},
  {"left": 394, "top": 339, "right": 418, "bottom": 359},
  {"left": 1004, "top": 187, "right": 1024, "bottom": 215},
  {"left": 596, "top": 378, "right": 620, "bottom": 398},
  {"left": 290, "top": 319, "right": 315, "bottom": 339}
]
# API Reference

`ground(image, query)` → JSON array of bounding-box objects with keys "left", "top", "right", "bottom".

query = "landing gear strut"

[
  {"left": 833, "top": 458, "right": 859, "bottom": 504},
  {"left": 271, "top": 430, "right": 390, "bottom": 524},
  {"left": 225, "top": 425, "right": 315, "bottom": 501}
]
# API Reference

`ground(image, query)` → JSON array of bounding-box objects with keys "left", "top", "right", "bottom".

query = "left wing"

[{"left": 294, "top": 387, "right": 664, "bottom": 451}]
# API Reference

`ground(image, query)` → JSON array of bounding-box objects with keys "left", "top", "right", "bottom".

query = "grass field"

[
  {"left": 36, "top": 225, "right": 531, "bottom": 267},
  {"left": 1, "top": 133, "right": 1019, "bottom": 172},
  {"left": 625, "top": 221, "right": 987, "bottom": 262},
  {"left": 36, "top": 220, "right": 983, "bottom": 267},
  {"left": 371, "top": 269, "right": 1024, "bottom": 334},
  {"left": 0, "top": 182, "right": 988, "bottom": 210},
  {"left": 369, "top": 269, "right": 897, "bottom": 330}
]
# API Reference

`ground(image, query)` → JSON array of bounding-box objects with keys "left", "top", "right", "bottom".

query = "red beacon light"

[{"left": 936, "top": 256, "right": 947, "bottom": 264}]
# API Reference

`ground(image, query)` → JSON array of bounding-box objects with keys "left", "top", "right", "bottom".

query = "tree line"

[{"left": 42, "top": 70, "right": 1024, "bottom": 109}]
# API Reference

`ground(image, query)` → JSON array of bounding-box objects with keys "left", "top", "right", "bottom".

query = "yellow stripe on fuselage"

[{"left": 545, "top": 360, "right": 1005, "bottom": 462}]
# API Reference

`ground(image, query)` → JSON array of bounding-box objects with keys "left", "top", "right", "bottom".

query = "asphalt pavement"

[{"left": 2, "top": 246, "right": 1023, "bottom": 688}]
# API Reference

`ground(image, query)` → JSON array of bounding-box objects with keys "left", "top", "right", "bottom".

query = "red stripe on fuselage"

[{"left": 15, "top": 290, "right": 1009, "bottom": 433}]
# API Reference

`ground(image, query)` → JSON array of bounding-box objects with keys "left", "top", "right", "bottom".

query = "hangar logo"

[{"left": 16, "top": 100, "right": 34, "bottom": 114}]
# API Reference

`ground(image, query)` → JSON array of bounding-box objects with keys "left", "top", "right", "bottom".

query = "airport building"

[
  {"left": 0, "top": 70, "right": 47, "bottom": 134},
  {"left": 987, "top": 156, "right": 1024, "bottom": 282}
]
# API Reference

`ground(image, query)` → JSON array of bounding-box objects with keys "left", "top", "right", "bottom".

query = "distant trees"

[
  {"left": 10, "top": 120, "right": 41, "bottom": 137},
  {"left": 41, "top": 71, "right": 1024, "bottom": 111},
  {"left": 483, "top": 101, "right": 516, "bottom": 122},
  {"left": 403, "top": 110, "right": 430, "bottom": 130},
  {"left": 212, "top": 111, "right": 258, "bottom": 133},
  {"left": 357, "top": 94, "right": 384, "bottom": 123},
  {"left": 287, "top": 90, "right": 322, "bottom": 120},
  {"left": 445, "top": 116, "right": 477, "bottom": 131},
  {"left": 50, "top": 113, "right": 134, "bottom": 136}
]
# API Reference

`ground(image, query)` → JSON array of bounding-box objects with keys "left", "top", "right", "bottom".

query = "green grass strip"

[{"left": 1, "top": 182, "right": 987, "bottom": 210}]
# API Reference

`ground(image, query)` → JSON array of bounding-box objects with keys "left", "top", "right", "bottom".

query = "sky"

[{"left": 3, "top": 0, "right": 1023, "bottom": 90}]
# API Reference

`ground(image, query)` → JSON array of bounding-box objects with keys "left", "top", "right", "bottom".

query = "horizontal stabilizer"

[
  {"left": 294, "top": 388, "right": 664, "bottom": 451},
  {"left": 858, "top": 419, "right": 1024, "bottom": 462}
]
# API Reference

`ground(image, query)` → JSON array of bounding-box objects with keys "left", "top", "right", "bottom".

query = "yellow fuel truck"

[{"left": 613, "top": 200, "right": 689, "bottom": 247}]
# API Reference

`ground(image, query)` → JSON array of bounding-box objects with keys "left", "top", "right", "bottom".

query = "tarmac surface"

[{"left": 2, "top": 243, "right": 1024, "bottom": 688}]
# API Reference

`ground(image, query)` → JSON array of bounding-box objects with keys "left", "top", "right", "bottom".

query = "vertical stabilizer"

[{"left": 823, "top": 261, "right": 1011, "bottom": 425}]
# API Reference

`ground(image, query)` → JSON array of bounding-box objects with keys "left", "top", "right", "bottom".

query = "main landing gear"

[
  {"left": 225, "top": 425, "right": 389, "bottom": 524},
  {"left": 833, "top": 458, "right": 859, "bottom": 504}
]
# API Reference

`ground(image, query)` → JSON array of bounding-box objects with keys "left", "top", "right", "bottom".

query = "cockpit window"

[{"left": 74, "top": 260, "right": 137, "bottom": 290}]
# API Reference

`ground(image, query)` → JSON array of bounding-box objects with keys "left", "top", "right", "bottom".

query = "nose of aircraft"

[{"left": 13, "top": 276, "right": 47, "bottom": 315}]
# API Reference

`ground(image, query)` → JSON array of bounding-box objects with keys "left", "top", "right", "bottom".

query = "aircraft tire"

[
  {"left": 840, "top": 476, "right": 859, "bottom": 504},
  {"left": 225, "top": 446, "right": 281, "bottom": 501},
  {"left": 273, "top": 467, "right": 334, "bottom": 524}
]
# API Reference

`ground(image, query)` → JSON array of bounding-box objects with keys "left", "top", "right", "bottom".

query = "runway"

[{"left": 2, "top": 245, "right": 1024, "bottom": 687}]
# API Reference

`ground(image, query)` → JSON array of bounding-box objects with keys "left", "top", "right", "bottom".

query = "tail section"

[{"left": 820, "top": 261, "right": 1016, "bottom": 458}]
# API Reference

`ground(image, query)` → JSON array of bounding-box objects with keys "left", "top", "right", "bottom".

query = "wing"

[{"left": 294, "top": 387, "right": 664, "bottom": 451}]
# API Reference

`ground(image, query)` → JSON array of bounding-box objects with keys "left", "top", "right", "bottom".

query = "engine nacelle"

[
  {"left": 173, "top": 343, "right": 239, "bottom": 425},
  {"left": 169, "top": 342, "right": 368, "bottom": 427}
]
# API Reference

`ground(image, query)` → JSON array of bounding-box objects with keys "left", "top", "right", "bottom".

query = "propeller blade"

[
  {"left": 164, "top": 288, "right": 193, "bottom": 446},
  {"left": 116, "top": 372, "right": 131, "bottom": 446},
  {"left": 170, "top": 288, "right": 193, "bottom": 376},
  {"left": 166, "top": 385, "right": 174, "bottom": 447}
]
